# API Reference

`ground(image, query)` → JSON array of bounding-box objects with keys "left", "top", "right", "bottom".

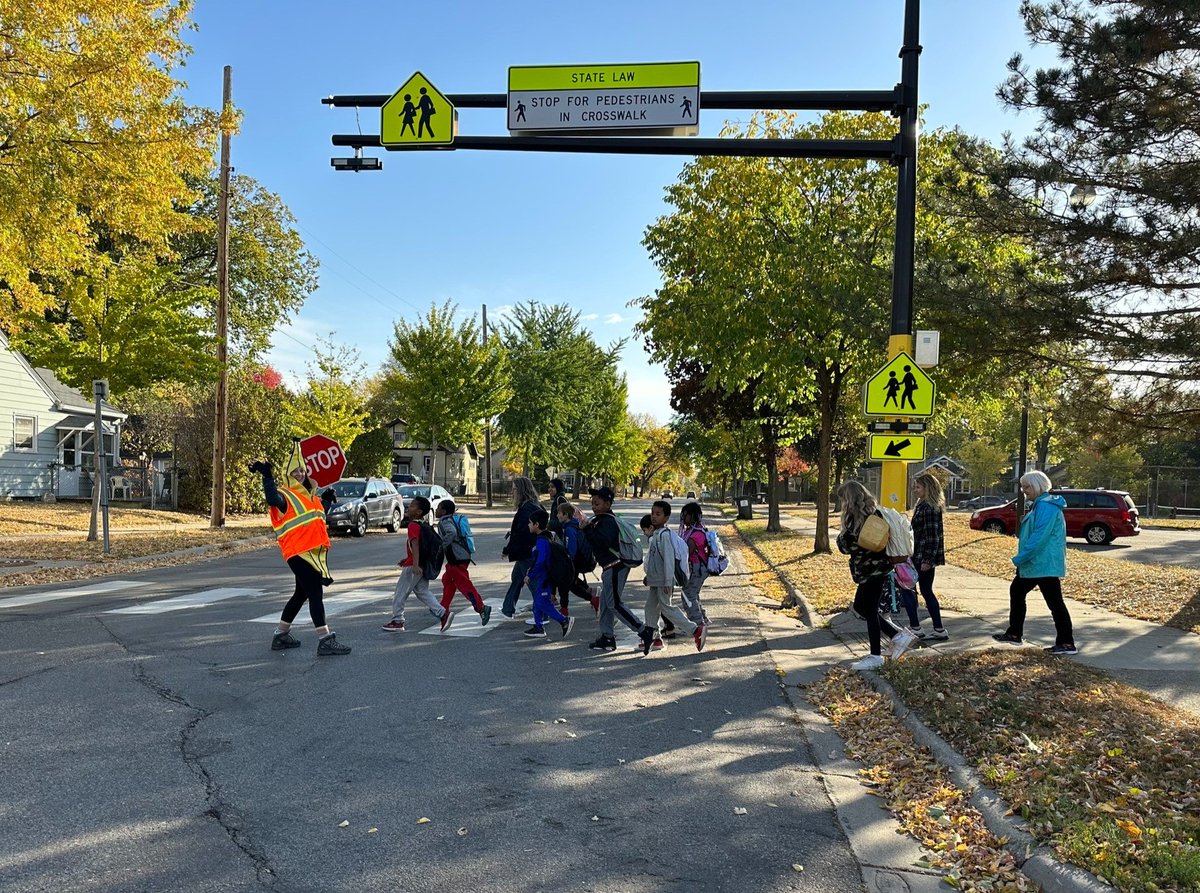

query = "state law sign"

[
  {"left": 507, "top": 61, "right": 699, "bottom": 134},
  {"left": 299, "top": 434, "right": 346, "bottom": 488}
]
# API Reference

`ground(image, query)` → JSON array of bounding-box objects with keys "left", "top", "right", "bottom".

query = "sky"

[{"left": 181, "top": 0, "right": 1041, "bottom": 421}]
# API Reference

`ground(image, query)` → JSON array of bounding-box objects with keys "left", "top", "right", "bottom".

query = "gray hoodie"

[{"left": 644, "top": 526, "right": 677, "bottom": 588}]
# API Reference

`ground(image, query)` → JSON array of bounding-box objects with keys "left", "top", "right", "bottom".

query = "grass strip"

[
  {"left": 883, "top": 651, "right": 1200, "bottom": 893},
  {"left": 0, "top": 527, "right": 272, "bottom": 562},
  {"left": 810, "top": 667, "right": 1033, "bottom": 891}
]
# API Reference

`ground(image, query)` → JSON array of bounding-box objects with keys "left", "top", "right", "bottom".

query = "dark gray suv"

[{"left": 323, "top": 477, "right": 403, "bottom": 537}]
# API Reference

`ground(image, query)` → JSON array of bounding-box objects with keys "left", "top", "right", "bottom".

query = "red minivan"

[{"left": 969, "top": 488, "right": 1141, "bottom": 544}]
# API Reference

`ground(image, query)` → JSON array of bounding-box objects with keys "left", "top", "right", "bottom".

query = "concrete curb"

[
  {"left": 729, "top": 519, "right": 819, "bottom": 629},
  {"left": 737, "top": 537, "right": 1117, "bottom": 893},
  {"left": 863, "top": 672, "right": 1116, "bottom": 893}
]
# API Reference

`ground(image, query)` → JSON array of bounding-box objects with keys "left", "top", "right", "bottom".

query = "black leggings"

[
  {"left": 282, "top": 555, "right": 327, "bottom": 627},
  {"left": 853, "top": 575, "right": 886, "bottom": 656}
]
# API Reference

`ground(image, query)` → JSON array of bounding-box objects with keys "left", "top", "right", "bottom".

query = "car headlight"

[{"left": 328, "top": 503, "right": 350, "bottom": 515}]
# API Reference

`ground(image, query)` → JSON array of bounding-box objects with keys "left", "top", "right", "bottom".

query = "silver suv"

[{"left": 323, "top": 477, "right": 403, "bottom": 537}]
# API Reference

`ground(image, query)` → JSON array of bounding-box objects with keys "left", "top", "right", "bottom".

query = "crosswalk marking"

[
  {"left": 106, "top": 587, "right": 264, "bottom": 615},
  {"left": 418, "top": 598, "right": 511, "bottom": 638},
  {"left": 247, "top": 588, "right": 391, "bottom": 624},
  {"left": 0, "top": 580, "right": 150, "bottom": 610}
]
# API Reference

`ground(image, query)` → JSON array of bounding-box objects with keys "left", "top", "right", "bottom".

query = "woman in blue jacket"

[
  {"left": 993, "top": 471, "right": 1076, "bottom": 655},
  {"left": 500, "top": 476, "right": 541, "bottom": 618}
]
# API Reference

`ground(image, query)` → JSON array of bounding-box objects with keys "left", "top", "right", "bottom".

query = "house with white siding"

[
  {"left": 387, "top": 419, "right": 479, "bottom": 496},
  {"left": 0, "top": 332, "right": 125, "bottom": 500}
]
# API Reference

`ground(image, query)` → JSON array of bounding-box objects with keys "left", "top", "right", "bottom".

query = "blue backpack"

[{"left": 452, "top": 514, "right": 476, "bottom": 555}]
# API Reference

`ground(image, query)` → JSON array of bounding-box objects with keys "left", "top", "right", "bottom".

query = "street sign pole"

[{"left": 880, "top": 0, "right": 922, "bottom": 511}]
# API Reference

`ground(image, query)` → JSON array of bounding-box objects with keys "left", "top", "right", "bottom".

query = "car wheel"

[
  {"left": 386, "top": 507, "right": 401, "bottom": 533},
  {"left": 982, "top": 519, "right": 1007, "bottom": 535},
  {"left": 1084, "top": 523, "right": 1111, "bottom": 545},
  {"left": 352, "top": 511, "right": 368, "bottom": 538}
]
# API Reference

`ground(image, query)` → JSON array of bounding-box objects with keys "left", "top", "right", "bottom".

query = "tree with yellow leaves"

[{"left": 0, "top": 0, "right": 215, "bottom": 326}]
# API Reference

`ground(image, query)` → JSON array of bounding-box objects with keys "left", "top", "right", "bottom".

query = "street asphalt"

[{"left": 0, "top": 501, "right": 863, "bottom": 893}]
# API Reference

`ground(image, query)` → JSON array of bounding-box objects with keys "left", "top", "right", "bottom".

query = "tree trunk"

[
  {"left": 1036, "top": 425, "right": 1053, "bottom": 471},
  {"left": 813, "top": 367, "right": 836, "bottom": 554},
  {"left": 763, "top": 423, "right": 782, "bottom": 533}
]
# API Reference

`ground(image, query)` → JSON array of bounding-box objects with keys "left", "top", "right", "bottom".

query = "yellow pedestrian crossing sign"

[
  {"left": 381, "top": 72, "right": 457, "bottom": 147},
  {"left": 862, "top": 351, "right": 936, "bottom": 417},
  {"left": 867, "top": 434, "right": 926, "bottom": 462}
]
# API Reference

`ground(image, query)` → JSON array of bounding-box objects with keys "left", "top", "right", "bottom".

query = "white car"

[{"left": 397, "top": 484, "right": 453, "bottom": 521}]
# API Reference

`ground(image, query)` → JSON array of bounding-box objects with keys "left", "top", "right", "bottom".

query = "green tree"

[
  {"left": 345, "top": 426, "right": 393, "bottom": 478},
  {"left": 287, "top": 337, "right": 370, "bottom": 451},
  {"left": 172, "top": 173, "right": 319, "bottom": 357},
  {"left": 968, "top": 0, "right": 1200, "bottom": 422},
  {"left": 9, "top": 255, "right": 217, "bottom": 392},
  {"left": 0, "top": 0, "right": 215, "bottom": 326},
  {"left": 497, "top": 301, "right": 625, "bottom": 475},
  {"left": 958, "top": 439, "right": 1011, "bottom": 494},
  {"left": 1068, "top": 443, "right": 1144, "bottom": 492},
  {"left": 379, "top": 301, "right": 511, "bottom": 483}
]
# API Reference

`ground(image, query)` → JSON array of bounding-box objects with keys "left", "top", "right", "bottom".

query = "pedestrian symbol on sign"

[{"left": 862, "top": 352, "right": 936, "bottom": 418}]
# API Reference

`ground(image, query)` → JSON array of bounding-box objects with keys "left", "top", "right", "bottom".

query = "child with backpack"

[
  {"left": 522, "top": 509, "right": 575, "bottom": 640},
  {"left": 436, "top": 499, "right": 491, "bottom": 626},
  {"left": 382, "top": 495, "right": 456, "bottom": 634},
  {"left": 639, "top": 514, "right": 676, "bottom": 646},
  {"left": 582, "top": 486, "right": 645, "bottom": 652},
  {"left": 555, "top": 501, "right": 599, "bottom": 615},
  {"left": 640, "top": 501, "right": 704, "bottom": 655},
  {"left": 678, "top": 502, "right": 714, "bottom": 632}
]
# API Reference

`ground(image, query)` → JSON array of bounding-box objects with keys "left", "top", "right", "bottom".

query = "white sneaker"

[
  {"left": 890, "top": 630, "right": 918, "bottom": 661},
  {"left": 851, "top": 654, "right": 885, "bottom": 671}
]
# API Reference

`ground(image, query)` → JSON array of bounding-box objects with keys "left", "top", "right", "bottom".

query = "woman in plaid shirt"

[{"left": 910, "top": 473, "right": 949, "bottom": 639}]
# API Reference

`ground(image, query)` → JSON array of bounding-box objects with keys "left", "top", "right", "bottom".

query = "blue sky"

[{"left": 182, "top": 0, "right": 1038, "bottom": 420}]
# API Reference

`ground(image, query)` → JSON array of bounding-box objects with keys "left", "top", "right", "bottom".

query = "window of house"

[{"left": 13, "top": 416, "right": 35, "bottom": 451}]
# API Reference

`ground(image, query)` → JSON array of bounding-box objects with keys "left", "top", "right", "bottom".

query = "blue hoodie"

[{"left": 1012, "top": 493, "right": 1067, "bottom": 579}]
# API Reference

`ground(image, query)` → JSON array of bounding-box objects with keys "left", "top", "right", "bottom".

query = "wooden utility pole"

[
  {"left": 482, "top": 304, "right": 493, "bottom": 508},
  {"left": 210, "top": 65, "right": 233, "bottom": 528}
]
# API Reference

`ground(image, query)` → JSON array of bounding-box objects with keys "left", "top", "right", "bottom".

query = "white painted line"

[
  {"left": 247, "top": 589, "right": 390, "bottom": 623},
  {"left": 418, "top": 598, "right": 507, "bottom": 638},
  {"left": 0, "top": 580, "right": 150, "bottom": 610},
  {"left": 106, "top": 587, "right": 264, "bottom": 615}
]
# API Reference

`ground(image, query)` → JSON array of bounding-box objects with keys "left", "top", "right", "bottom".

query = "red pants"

[{"left": 441, "top": 563, "right": 485, "bottom": 613}]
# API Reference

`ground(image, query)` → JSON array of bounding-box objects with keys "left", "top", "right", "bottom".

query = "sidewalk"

[{"left": 776, "top": 514, "right": 1200, "bottom": 717}]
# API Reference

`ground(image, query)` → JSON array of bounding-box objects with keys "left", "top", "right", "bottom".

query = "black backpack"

[
  {"left": 573, "top": 529, "right": 597, "bottom": 574},
  {"left": 416, "top": 522, "right": 444, "bottom": 580},
  {"left": 547, "top": 539, "right": 576, "bottom": 588}
]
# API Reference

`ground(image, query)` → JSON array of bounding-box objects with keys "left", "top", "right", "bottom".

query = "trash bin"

[{"left": 736, "top": 497, "right": 754, "bottom": 520}]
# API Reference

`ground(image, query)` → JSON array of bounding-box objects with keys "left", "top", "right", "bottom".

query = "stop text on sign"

[{"left": 305, "top": 445, "right": 342, "bottom": 475}]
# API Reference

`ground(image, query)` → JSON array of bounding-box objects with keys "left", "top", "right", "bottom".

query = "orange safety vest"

[{"left": 269, "top": 485, "right": 331, "bottom": 561}]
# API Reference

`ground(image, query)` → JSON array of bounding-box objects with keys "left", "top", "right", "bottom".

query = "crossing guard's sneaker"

[
  {"left": 317, "top": 633, "right": 351, "bottom": 656},
  {"left": 271, "top": 630, "right": 301, "bottom": 651}
]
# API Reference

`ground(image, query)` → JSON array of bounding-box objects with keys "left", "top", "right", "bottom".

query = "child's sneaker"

[
  {"left": 693, "top": 624, "right": 707, "bottom": 652},
  {"left": 561, "top": 617, "right": 575, "bottom": 639},
  {"left": 639, "top": 626, "right": 656, "bottom": 656},
  {"left": 271, "top": 630, "right": 301, "bottom": 651},
  {"left": 851, "top": 654, "right": 884, "bottom": 671},
  {"left": 317, "top": 633, "right": 351, "bottom": 656},
  {"left": 440, "top": 610, "right": 457, "bottom": 632},
  {"left": 651, "top": 637, "right": 665, "bottom": 651},
  {"left": 480, "top": 605, "right": 492, "bottom": 626},
  {"left": 1045, "top": 643, "right": 1078, "bottom": 656},
  {"left": 381, "top": 620, "right": 406, "bottom": 632},
  {"left": 927, "top": 627, "right": 949, "bottom": 640},
  {"left": 588, "top": 635, "right": 616, "bottom": 652},
  {"left": 907, "top": 626, "right": 927, "bottom": 639},
  {"left": 523, "top": 626, "right": 547, "bottom": 639}
]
